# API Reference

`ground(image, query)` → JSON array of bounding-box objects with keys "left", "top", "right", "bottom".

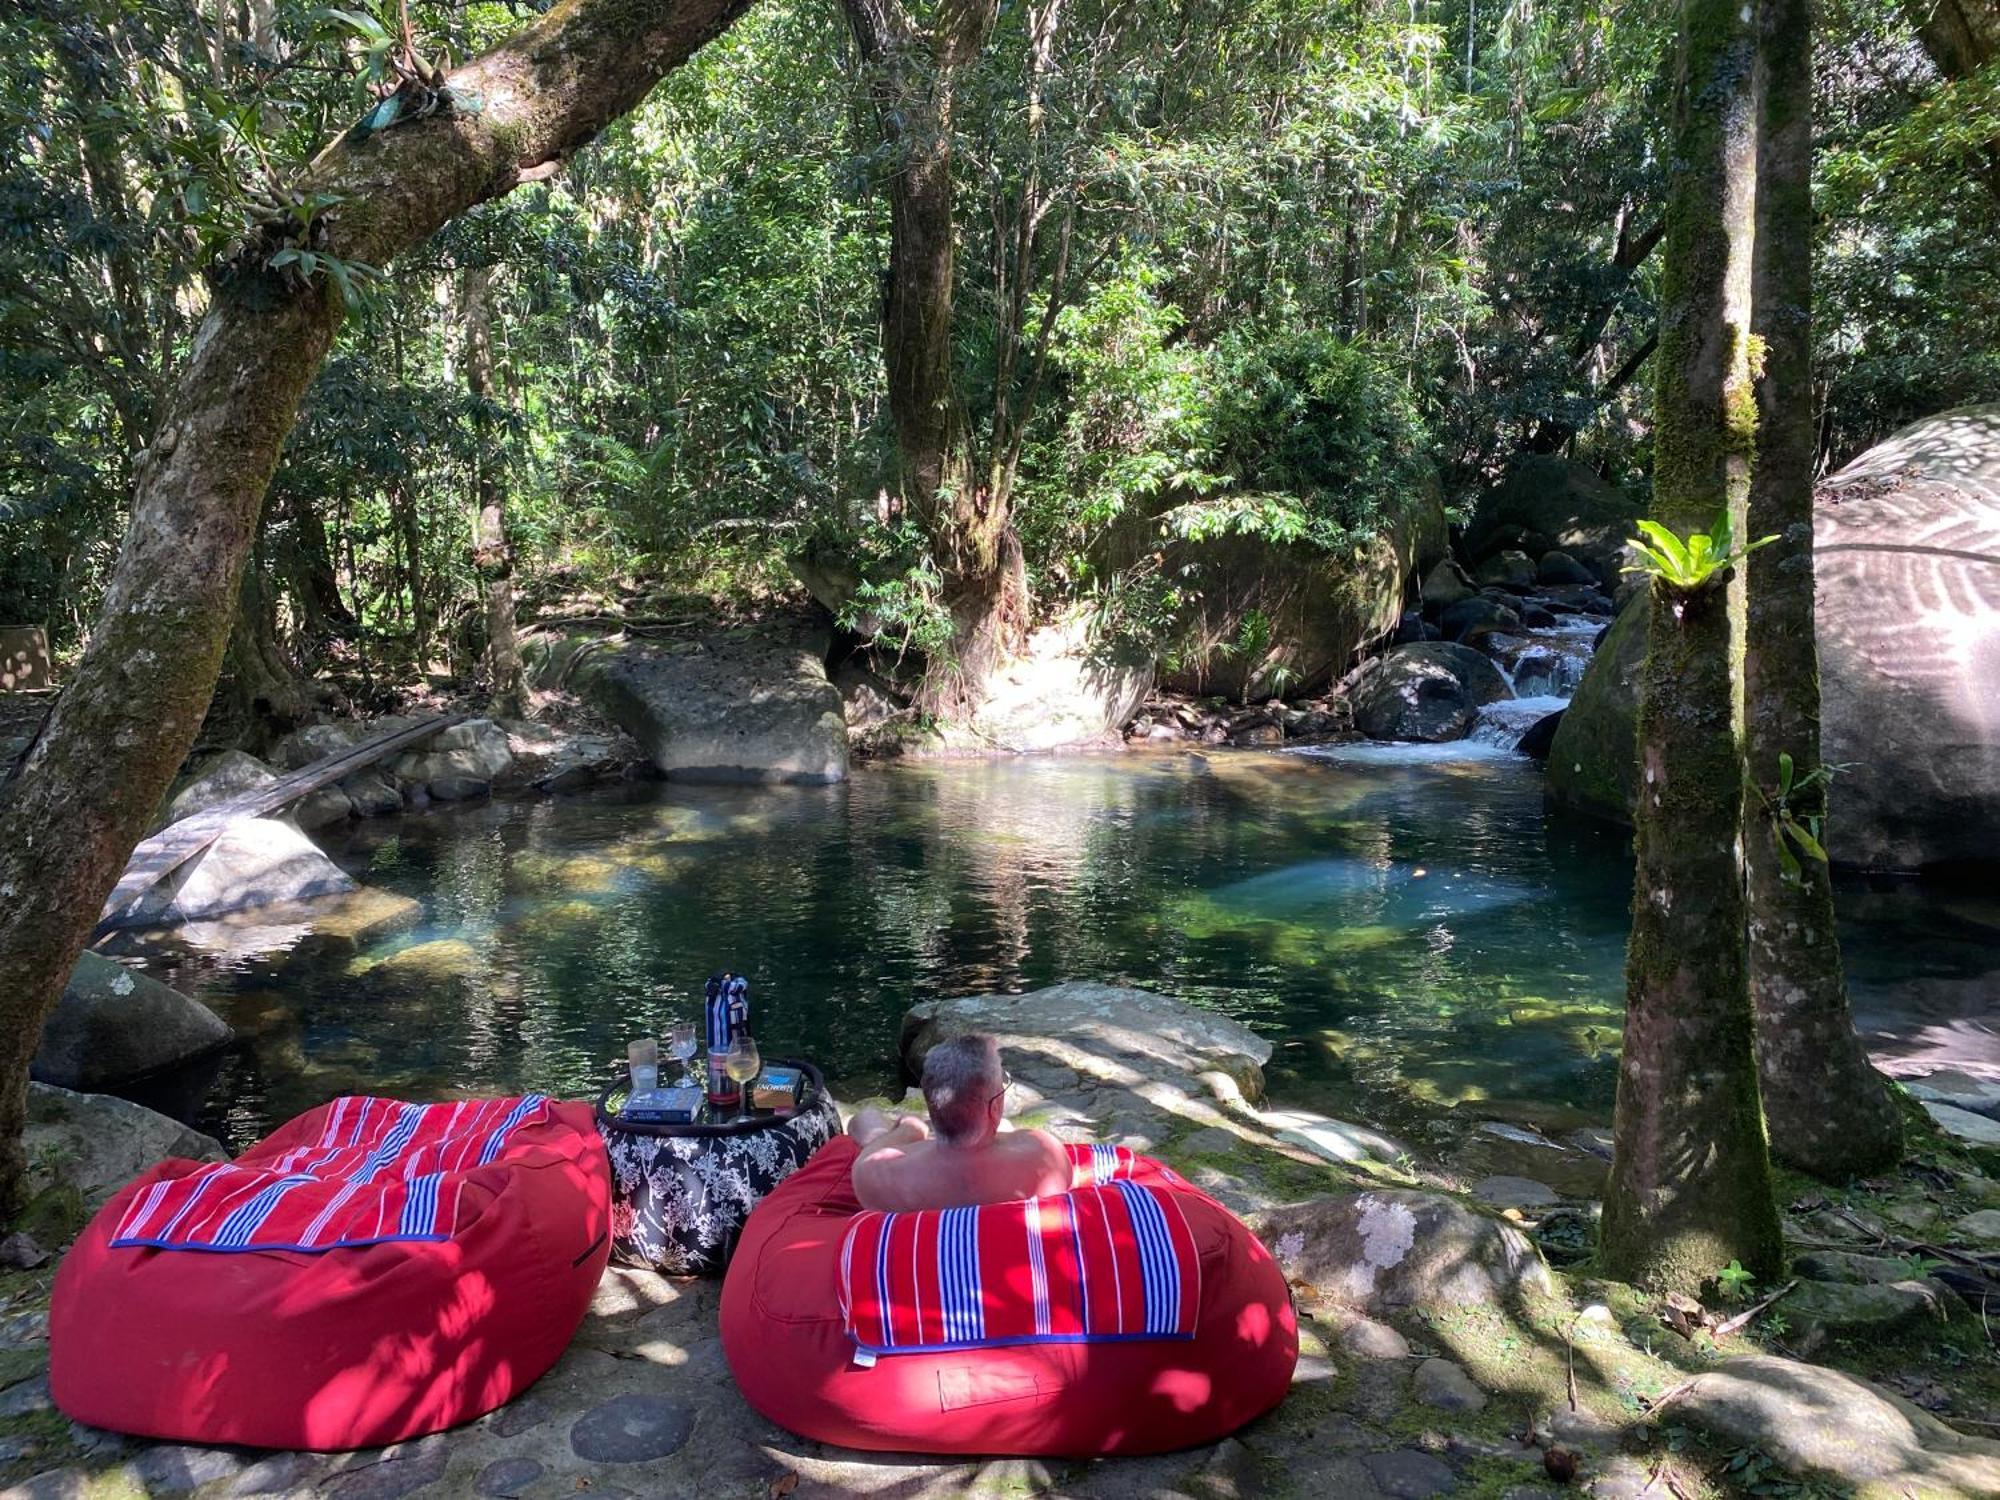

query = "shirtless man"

[{"left": 848, "top": 1033, "right": 1072, "bottom": 1212}]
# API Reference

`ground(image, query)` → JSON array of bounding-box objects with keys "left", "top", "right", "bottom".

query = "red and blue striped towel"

[
  {"left": 838, "top": 1148, "right": 1202, "bottom": 1355},
  {"left": 109, "top": 1095, "right": 550, "bottom": 1254}
]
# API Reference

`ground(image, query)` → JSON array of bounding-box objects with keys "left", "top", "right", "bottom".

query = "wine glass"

[
  {"left": 666, "top": 1023, "right": 698, "bottom": 1088},
  {"left": 724, "top": 1034, "right": 762, "bottom": 1122}
]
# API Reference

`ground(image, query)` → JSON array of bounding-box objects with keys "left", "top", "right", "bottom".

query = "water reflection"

[{"left": 114, "top": 749, "right": 1999, "bottom": 1151}]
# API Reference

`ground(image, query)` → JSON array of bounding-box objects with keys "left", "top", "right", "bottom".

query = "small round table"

[{"left": 594, "top": 1059, "right": 840, "bottom": 1275}]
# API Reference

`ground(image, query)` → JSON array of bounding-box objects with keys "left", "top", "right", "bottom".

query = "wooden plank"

[{"left": 96, "top": 713, "right": 469, "bottom": 931}]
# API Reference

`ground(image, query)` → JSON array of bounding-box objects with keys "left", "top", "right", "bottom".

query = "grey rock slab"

[
  {"left": 117, "top": 816, "right": 356, "bottom": 927},
  {"left": 1362, "top": 1449, "right": 1457, "bottom": 1499},
  {"left": 1413, "top": 1358, "right": 1488, "bottom": 1413},
  {"left": 1927, "top": 1101, "right": 2000, "bottom": 1146},
  {"left": 122, "top": 1443, "right": 248, "bottom": 1493},
  {"left": 231, "top": 1451, "right": 328, "bottom": 1496},
  {"left": 33, "top": 952, "right": 231, "bottom": 1093},
  {"left": 323, "top": 1442, "right": 450, "bottom": 1500},
  {"left": 0, "top": 1374, "right": 51, "bottom": 1418},
  {"left": 1953, "top": 1208, "right": 2000, "bottom": 1242},
  {"left": 160, "top": 749, "right": 277, "bottom": 827},
  {"left": 1792, "top": 1250, "right": 1923, "bottom": 1285},
  {"left": 473, "top": 1457, "right": 545, "bottom": 1498},
  {"left": 2, "top": 1470, "right": 93, "bottom": 1500},
  {"left": 1785, "top": 1278, "right": 1958, "bottom": 1349},
  {"left": 1678, "top": 1354, "right": 2000, "bottom": 1493},
  {"left": 1254, "top": 1190, "right": 1554, "bottom": 1311},
  {"left": 568, "top": 1393, "right": 696, "bottom": 1464},
  {"left": 1262, "top": 1110, "right": 1408, "bottom": 1166},
  {"left": 0, "top": 1310, "right": 48, "bottom": 1348}
]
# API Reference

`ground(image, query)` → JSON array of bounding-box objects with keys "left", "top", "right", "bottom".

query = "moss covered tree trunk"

[
  {"left": 843, "top": 0, "right": 1027, "bottom": 719},
  {"left": 0, "top": 0, "right": 752, "bottom": 1215},
  {"left": 1598, "top": 0, "right": 1783, "bottom": 1291},
  {"left": 1742, "top": 0, "right": 1902, "bottom": 1178}
]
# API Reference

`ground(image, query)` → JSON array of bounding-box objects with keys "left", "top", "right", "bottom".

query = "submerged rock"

[
  {"left": 554, "top": 618, "right": 848, "bottom": 784},
  {"left": 33, "top": 953, "right": 230, "bottom": 1092},
  {"left": 1252, "top": 1189, "right": 1554, "bottom": 1310}
]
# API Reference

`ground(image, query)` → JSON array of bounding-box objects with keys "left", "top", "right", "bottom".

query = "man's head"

[{"left": 921, "top": 1033, "right": 1006, "bottom": 1147}]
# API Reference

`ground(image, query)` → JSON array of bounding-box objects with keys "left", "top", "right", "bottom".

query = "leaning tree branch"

[{"left": 0, "top": 0, "right": 755, "bottom": 1211}]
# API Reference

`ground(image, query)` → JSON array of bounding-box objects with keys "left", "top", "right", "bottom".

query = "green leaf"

[
  {"left": 1784, "top": 822, "right": 1829, "bottom": 864},
  {"left": 1777, "top": 752, "right": 1794, "bottom": 797}
]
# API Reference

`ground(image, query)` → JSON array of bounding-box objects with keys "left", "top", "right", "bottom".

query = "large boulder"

[
  {"left": 33, "top": 954, "right": 230, "bottom": 1091},
  {"left": 961, "top": 617, "right": 1153, "bottom": 753},
  {"left": 902, "top": 982, "right": 1274, "bottom": 1107},
  {"left": 1251, "top": 1190, "right": 1555, "bottom": 1311},
  {"left": 1133, "top": 492, "right": 1448, "bottom": 699},
  {"left": 1466, "top": 454, "right": 1645, "bottom": 587},
  {"left": 158, "top": 749, "right": 278, "bottom": 829},
  {"left": 113, "top": 817, "right": 357, "bottom": 927},
  {"left": 557, "top": 619, "right": 848, "bottom": 784},
  {"left": 25, "top": 1083, "right": 227, "bottom": 1210},
  {"left": 1547, "top": 406, "right": 2000, "bottom": 869},
  {"left": 1349, "top": 641, "right": 1511, "bottom": 742}
]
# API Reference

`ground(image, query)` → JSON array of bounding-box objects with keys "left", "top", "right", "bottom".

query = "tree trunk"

[
  {"left": 1598, "top": 0, "right": 1783, "bottom": 1292},
  {"left": 1742, "top": 0, "right": 1902, "bottom": 1178},
  {"left": 843, "top": 0, "right": 1026, "bottom": 719},
  {"left": 225, "top": 546, "right": 315, "bottom": 750},
  {"left": 464, "top": 264, "right": 524, "bottom": 717},
  {"left": 0, "top": 0, "right": 753, "bottom": 1214}
]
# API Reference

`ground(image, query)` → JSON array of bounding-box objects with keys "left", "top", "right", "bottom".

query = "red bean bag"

[
  {"left": 720, "top": 1138, "right": 1297, "bottom": 1456},
  {"left": 50, "top": 1094, "right": 609, "bottom": 1451}
]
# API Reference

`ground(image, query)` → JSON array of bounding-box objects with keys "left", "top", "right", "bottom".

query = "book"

[{"left": 750, "top": 1067, "right": 803, "bottom": 1112}]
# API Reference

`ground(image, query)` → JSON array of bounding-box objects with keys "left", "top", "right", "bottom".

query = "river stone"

[
  {"left": 1339, "top": 1317, "right": 1414, "bottom": 1360},
  {"left": 1793, "top": 1250, "right": 1924, "bottom": 1285},
  {"left": 1536, "top": 551, "right": 1596, "bottom": 586},
  {"left": 1361, "top": 1448, "right": 1458, "bottom": 1499},
  {"left": 1420, "top": 558, "right": 1478, "bottom": 612},
  {"left": 1261, "top": 1110, "right": 1408, "bottom": 1167},
  {"left": 290, "top": 784, "right": 355, "bottom": 830},
  {"left": 1550, "top": 407, "right": 2000, "bottom": 869},
  {"left": 116, "top": 816, "right": 356, "bottom": 927},
  {"left": 1414, "top": 1357, "right": 1488, "bottom": 1413},
  {"left": 159, "top": 749, "right": 276, "bottom": 828},
  {"left": 1677, "top": 1355, "right": 2000, "bottom": 1493},
  {"left": 1450, "top": 1121, "right": 1608, "bottom": 1199},
  {"left": 1477, "top": 550, "right": 1538, "bottom": 589},
  {"left": 1252, "top": 1190, "right": 1554, "bottom": 1311},
  {"left": 1953, "top": 1209, "right": 2000, "bottom": 1242},
  {"left": 25, "top": 1082, "right": 226, "bottom": 1209},
  {"left": 1901, "top": 1067, "right": 2000, "bottom": 1116},
  {"left": 569, "top": 1393, "right": 696, "bottom": 1462},
  {"left": 32, "top": 952, "right": 230, "bottom": 1091},
  {"left": 475, "top": 1456, "right": 545, "bottom": 1497},
  {"left": 562, "top": 619, "right": 848, "bottom": 783},
  {"left": 340, "top": 770, "right": 405, "bottom": 818},
  {"left": 123, "top": 1443, "right": 246, "bottom": 1493},
  {"left": 390, "top": 717, "right": 514, "bottom": 787},
  {"left": 324, "top": 1440, "right": 448, "bottom": 1499},
  {"left": 1438, "top": 595, "right": 1522, "bottom": 643}
]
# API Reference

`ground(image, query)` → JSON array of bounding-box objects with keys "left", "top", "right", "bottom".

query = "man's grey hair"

[{"left": 922, "top": 1034, "right": 1003, "bottom": 1145}]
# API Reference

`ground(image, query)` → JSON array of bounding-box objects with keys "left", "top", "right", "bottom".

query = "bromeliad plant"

[
  {"left": 1758, "top": 751, "right": 1838, "bottom": 884},
  {"left": 1622, "top": 511, "right": 1776, "bottom": 591}
]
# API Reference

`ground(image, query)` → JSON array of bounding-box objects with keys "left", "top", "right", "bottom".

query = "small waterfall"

[
  {"left": 1471, "top": 615, "right": 1606, "bottom": 751},
  {"left": 1467, "top": 694, "right": 1572, "bottom": 749}
]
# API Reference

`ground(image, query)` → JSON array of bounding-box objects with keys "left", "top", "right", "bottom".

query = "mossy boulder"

[
  {"left": 1349, "top": 641, "right": 1510, "bottom": 743},
  {"left": 1466, "top": 455, "right": 1644, "bottom": 587},
  {"left": 1251, "top": 1190, "right": 1554, "bottom": 1311},
  {"left": 1546, "top": 406, "right": 2000, "bottom": 869},
  {"left": 32, "top": 954, "right": 230, "bottom": 1092}
]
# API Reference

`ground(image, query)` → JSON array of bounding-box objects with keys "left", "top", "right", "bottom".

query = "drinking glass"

[
  {"left": 724, "top": 1034, "right": 762, "bottom": 1122},
  {"left": 627, "top": 1037, "right": 660, "bottom": 1098},
  {"left": 666, "top": 1023, "right": 698, "bottom": 1088}
]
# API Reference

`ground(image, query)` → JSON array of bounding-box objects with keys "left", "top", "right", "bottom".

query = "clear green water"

[{"left": 124, "top": 746, "right": 2000, "bottom": 1152}]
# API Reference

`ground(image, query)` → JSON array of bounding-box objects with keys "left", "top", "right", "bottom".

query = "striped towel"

[
  {"left": 109, "top": 1095, "right": 550, "bottom": 1254},
  {"left": 838, "top": 1154, "right": 1202, "bottom": 1356}
]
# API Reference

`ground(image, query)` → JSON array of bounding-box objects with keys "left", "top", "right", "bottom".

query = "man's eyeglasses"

[{"left": 989, "top": 1069, "right": 1012, "bottom": 1105}]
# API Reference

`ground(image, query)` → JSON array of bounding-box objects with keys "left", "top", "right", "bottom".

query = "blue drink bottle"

[{"left": 705, "top": 973, "right": 750, "bottom": 1109}]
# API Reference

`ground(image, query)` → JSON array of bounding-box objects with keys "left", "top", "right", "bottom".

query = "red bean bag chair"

[
  {"left": 50, "top": 1094, "right": 609, "bottom": 1451},
  {"left": 721, "top": 1138, "right": 1297, "bottom": 1456}
]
